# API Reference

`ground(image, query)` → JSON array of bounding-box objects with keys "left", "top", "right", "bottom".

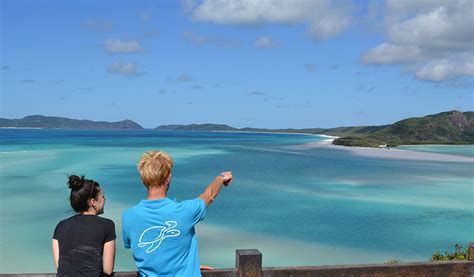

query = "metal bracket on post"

[{"left": 236, "top": 249, "right": 262, "bottom": 277}]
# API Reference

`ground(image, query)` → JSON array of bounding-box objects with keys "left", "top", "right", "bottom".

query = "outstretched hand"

[
  {"left": 199, "top": 171, "right": 234, "bottom": 207},
  {"left": 220, "top": 171, "right": 233, "bottom": 187},
  {"left": 200, "top": 265, "right": 214, "bottom": 271}
]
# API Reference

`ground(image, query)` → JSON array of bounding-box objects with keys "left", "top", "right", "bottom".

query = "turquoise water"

[
  {"left": 397, "top": 145, "right": 474, "bottom": 158},
  {"left": 0, "top": 129, "right": 473, "bottom": 273}
]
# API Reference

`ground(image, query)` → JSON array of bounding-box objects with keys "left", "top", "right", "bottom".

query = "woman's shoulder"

[
  {"left": 54, "top": 215, "right": 78, "bottom": 235},
  {"left": 56, "top": 214, "right": 77, "bottom": 226},
  {"left": 95, "top": 216, "right": 116, "bottom": 237},
  {"left": 95, "top": 216, "right": 115, "bottom": 226}
]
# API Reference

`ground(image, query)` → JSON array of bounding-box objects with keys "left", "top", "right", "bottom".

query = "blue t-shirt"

[{"left": 122, "top": 197, "right": 206, "bottom": 277}]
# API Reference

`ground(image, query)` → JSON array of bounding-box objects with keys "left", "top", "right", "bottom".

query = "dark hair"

[{"left": 68, "top": 175, "right": 101, "bottom": 213}]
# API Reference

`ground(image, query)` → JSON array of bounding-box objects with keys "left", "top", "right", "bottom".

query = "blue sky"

[{"left": 1, "top": 0, "right": 473, "bottom": 128}]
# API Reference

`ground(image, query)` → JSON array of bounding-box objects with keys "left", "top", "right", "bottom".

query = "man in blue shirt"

[{"left": 122, "top": 151, "right": 232, "bottom": 276}]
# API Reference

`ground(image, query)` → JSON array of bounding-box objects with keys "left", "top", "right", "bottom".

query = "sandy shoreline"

[
  {"left": 303, "top": 138, "right": 474, "bottom": 163},
  {"left": 0, "top": 127, "right": 42, "bottom": 129},
  {"left": 219, "top": 131, "right": 473, "bottom": 163}
]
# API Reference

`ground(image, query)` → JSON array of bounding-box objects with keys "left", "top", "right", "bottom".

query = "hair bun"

[{"left": 68, "top": 175, "right": 85, "bottom": 190}]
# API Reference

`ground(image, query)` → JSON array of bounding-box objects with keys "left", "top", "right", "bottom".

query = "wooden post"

[
  {"left": 236, "top": 249, "right": 262, "bottom": 277},
  {"left": 469, "top": 242, "right": 474, "bottom": 261}
]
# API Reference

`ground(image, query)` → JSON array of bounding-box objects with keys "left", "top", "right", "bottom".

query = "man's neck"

[{"left": 147, "top": 186, "right": 167, "bottom": 200}]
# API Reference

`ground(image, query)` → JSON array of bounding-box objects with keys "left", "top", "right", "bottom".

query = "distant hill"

[
  {"left": 4, "top": 111, "right": 472, "bottom": 146},
  {"left": 333, "top": 111, "right": 474, "bottom": 147},
  {"left": 0, "top": 115, "right": 143, "bottom": 130},
  {"left": 155, "top": 124, "right": 386, "bottom": 136},
  {"left": 155, "top": 111, "right": 473, "bottom": 147},
  {"left": 156, "top": 125, "right": 326, "bottom": 133},
  {"left": 156, "top": 123, "right": 237, "bottom": 131}
]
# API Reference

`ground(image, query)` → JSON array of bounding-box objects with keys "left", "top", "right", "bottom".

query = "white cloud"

[
  {"left": 387, "top": 5, "right": 473, "bottom": 51},
  {"left": 107, "top": 62, "right": 141, "bottom": 76},
  {"left": 307, "top": 9, "right": 352, "bottom": 41},
  {"left": 104, "top": 39, "right": 142, "bottom": 54},
  {"left": 254, "top": 36, "right": 278, "bottom": 49},
  {"left": 415, "top": 60, "right": 455, "bottom": 82},
  {"left": 183, "top": 31, "right": 239, "bottom": 48},
  {"left": 363, "top": 0, "right": 474, "bottom": 82},
  {"left": 362, "top": 43, "right": 422, "bottom": 65},
  {"left": 188, "top": 0, "right": 353, "bottom": 41},
  {"left": 415, "top": 58, "right": 474, "bottom": 82}
]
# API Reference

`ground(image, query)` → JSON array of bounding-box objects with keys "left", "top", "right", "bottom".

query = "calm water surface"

[
  {"left": 0, "top": 129, "right": 473, "bottom": 273},
  {"left": 397, "top": 145, "right": 474, "bottom": 158}
]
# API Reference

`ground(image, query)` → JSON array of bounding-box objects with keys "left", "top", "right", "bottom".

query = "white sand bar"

[
  {"left": 303, "top": 138, "right": 474, "bottom": 163},
  {"left": 341, "top": 146, "right": 474, "bottom": 162}
]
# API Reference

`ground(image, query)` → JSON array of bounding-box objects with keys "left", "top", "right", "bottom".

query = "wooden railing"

[{"left": 2, "top": 243, "right": 473, "bottom": 277}]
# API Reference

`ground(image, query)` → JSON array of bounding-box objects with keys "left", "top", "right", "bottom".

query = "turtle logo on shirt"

[{"left": 138, "top": 221, "right": 181, "bottom": 253}]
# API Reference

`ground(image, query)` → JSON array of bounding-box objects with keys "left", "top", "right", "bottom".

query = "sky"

[{"left": 1, "top": 0, "right": 473, "bottom": 129}]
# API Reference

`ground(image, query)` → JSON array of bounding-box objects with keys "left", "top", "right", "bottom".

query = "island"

[
  {"left": 331, "top": 110, "right": 473, "bottom": 147},
  {"left": 155, "top": 111, "right": 473, "bottom": 147},
  {"left": 3, "top": 111, "right": 472, "bottom": 147},
  {"left": 0, "top": 115, "right": 143, "bottom": 130}
]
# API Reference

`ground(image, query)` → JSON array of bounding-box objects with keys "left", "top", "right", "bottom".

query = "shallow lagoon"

[
  {"left": 0, "top": 129, "right": 473, "bottom": 273},
  {"left": 397, "top": 145, "right": 474, "bottom": 158}
]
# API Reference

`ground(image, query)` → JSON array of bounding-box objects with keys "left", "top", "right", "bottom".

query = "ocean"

[{"left": 0, "top": 129, "right": 473, "bottom": 273}]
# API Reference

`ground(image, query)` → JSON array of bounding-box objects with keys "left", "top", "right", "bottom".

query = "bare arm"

[
  {"left": 52, "top": 239, "right": 59, "bottom": 270},
  {"left": 102, "top": 240, "right": 115, "bottom": 275},
  {"left": 199, "top": 172, "right": 232, "bottom": 207}
]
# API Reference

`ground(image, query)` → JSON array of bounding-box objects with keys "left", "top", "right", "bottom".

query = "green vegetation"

[
  {"left": 0, "top": 115, "right": 143, "bottom": 129},
  {"left": 332, "top": 136, "right": 382, "bottom": 147},
  {"left": 155, "top": 111, "right": 473, "bottom": 147},
  {"left": 430, "top": 244, "right": 470, "bottom": 261},
  {"left": 155, "top": 124, "right": 386, "bottom": 136},
  {"left": 385, "top": 244, "right": 470, "bottom": 264},
  {"left": 386, "top": 258, "right": 401, "bottom": 264},
  {"left": 319, "top": 126, "right": 386, "bottom": 137},
  {"left": 3, "top": 111, "right": 473, "bottom": 147},
  {"left": 333, "top": 111, "right": 474, "bottom": 147}
]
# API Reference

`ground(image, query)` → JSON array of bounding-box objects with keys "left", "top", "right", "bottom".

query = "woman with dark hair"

[{"left": 52, "top": 175, "right": 116, "bottom": 276}]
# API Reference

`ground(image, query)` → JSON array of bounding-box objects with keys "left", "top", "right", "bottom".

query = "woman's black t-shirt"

[{"left": 53, "top": 214, "right": 116, "bottom": 277}]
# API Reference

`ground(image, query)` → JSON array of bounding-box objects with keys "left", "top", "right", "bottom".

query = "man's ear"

[{"left": 165, "top": 173, "right": 171, "bottom": 185}]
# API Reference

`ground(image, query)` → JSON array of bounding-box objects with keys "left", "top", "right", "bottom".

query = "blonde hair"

[{"left": 137, "top": 151, "right": 173, "bottom": 188}]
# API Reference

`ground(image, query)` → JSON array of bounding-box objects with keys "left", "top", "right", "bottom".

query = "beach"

[{"left": 301, "top": 137, "right": 474, "bottom": 163}]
